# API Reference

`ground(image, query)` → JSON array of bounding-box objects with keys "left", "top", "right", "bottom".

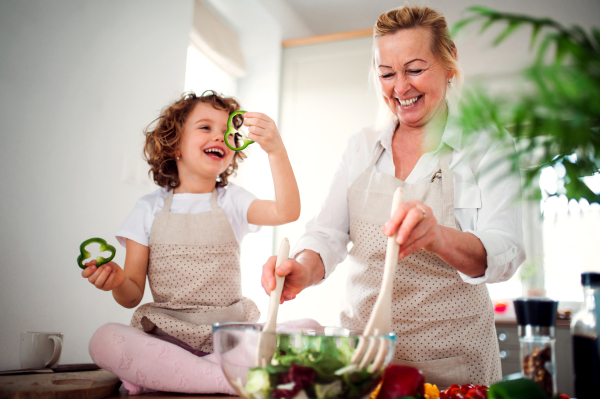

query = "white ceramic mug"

[{"left": 20, "top": 332, "right": 64, "bottom": 369}]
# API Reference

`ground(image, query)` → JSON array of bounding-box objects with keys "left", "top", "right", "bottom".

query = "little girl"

[{"left": 81, "top": 91, "right": 301, "bottom": 394}]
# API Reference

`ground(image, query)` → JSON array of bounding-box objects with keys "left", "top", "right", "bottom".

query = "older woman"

[{"left": 261, "top": 5, "right": 525, "bottom": 386}]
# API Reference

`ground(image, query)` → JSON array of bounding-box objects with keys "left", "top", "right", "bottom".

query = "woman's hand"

[
  {"left": 382, "top": 200, "right": 446, "bottom": 258},
  {"left": 261, "top": 250, "right": 325, "bottom": 304},
  {"left": 383, "top": 200, "right": 488, "bottom": 278},
  {"left": 243, "top": 112, "right": 284, "bottom": 155},
  {"left": 81, "top": 260, "right": 126, "bottom": 291}
]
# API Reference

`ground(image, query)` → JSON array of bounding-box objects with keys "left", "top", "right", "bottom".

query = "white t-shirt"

[{"left": 116, "top": 184, "right": 260, "bottom": 248}]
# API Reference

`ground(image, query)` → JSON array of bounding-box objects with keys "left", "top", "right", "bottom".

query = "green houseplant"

[
  {"left": 452, "top": 6, "right": 600, "bottom": 203},
  {"left": 452, "top": 9, "right": 600, "bottom": 397}
]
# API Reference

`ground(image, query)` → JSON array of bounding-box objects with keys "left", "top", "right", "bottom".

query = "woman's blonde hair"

[
  {"left": 371, "top": 4, "right": 463, "bottom": 127},
  {"left": 143, "top": 91, "right": 246, "bottom": 189}
]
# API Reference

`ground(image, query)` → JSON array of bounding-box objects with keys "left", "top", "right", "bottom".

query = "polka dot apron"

[
  {"left": 342, "top": 143, "right": 502, "bottom": 386},
  {"left": 130, "top": 189, "right": 260, "bottom": 353}
]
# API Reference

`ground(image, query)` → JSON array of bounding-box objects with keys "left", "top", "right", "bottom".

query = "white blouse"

[{"left": 291, "top": 116, "right": 525, "bottom": 285}]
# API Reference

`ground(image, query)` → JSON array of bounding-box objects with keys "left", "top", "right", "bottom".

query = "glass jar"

[
  {"left": 519, "top": 324, "right": 556, "bottom": 396},
  {"left": 513, "top": 298, "right": 558, "bottom": 397},
  {"left": 571, "top": 272, "right": 600, "bottom": 399}
]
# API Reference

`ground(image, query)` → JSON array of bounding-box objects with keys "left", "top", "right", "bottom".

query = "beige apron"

[
  {"left": 130, "top": 189, "right": 260, "bottom": 353},
  {"left": 342, "top": 143, "right": 502, "bottom": 386}
]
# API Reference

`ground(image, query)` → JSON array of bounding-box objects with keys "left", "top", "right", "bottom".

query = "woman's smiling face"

[
  {"left": 177, "top": 102, "right": 235, "bottom": 181},
  {"left": 374, "top": 27, "right": 454, "bottom": 128}
]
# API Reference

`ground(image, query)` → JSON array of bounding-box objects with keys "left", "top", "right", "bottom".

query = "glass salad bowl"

[{"left": 213, "top": 322, "right": 396, "bottom": 399}]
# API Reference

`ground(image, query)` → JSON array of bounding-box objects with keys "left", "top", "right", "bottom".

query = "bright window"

[
  {"left": 184, "top": 45, "right": 237, "bottom": 97},
  {"left": 540, "top": 170, "right": 600, "bottom": 301}
]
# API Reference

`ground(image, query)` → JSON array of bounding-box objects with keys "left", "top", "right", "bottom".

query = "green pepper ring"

[
  {"left": 77, "top": 238, "right": 116, "bottom": 269},
  {"left": 224, "top": 110, "right": 253, "bottom": 151}
]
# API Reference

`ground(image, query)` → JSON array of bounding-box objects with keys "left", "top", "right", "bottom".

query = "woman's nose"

[{"left": 394, "top": 75, "right": 411, "bottom": 95}]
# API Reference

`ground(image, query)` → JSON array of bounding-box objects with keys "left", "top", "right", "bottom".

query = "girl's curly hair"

[{"left": 143, "top": 91, "right": 246, "bottom": 189}]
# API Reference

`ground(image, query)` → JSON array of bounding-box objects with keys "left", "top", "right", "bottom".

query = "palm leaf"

[
  {"left": 452, "top": 7, "right": 600, "bottom": 204},
  {"left": 492, "top": 20, "right": 523, "bottom": 45}
]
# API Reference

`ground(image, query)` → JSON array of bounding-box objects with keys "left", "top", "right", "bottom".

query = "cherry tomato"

[
  {"left": 445, "top": 384, "right": 460, "bottom": 392},
  {"left": 448, "top": 387, "right": 465, "bottom": 397},
  {"left": 557, "top": 394, "right": 570, "bottom": 399},
  {"left": 461, "top": 384, "right": 475, "bottom": 391}
]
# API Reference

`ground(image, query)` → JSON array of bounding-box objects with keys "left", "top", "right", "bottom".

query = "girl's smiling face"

[
  {"left": 374, "top": 27, "right": 454, "bottom": 128},
  {"left": 176, "top": 102, "right": 235, "bottom": 182}
]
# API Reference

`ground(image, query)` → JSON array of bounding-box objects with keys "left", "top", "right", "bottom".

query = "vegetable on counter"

[
  {"left": 77, "top": 237, "right": 116, "bottom": 269},
  {"left": 367, "top": 369, "right": 573, "bottom": 399},
  {"left": 486, "top": 378, "right": 571, "bottom": 399},
  {"left": 438, "top": 379, "right": 570, "bottom": 399},
  {"left": 423, "top": 383, "right": 440, "bottom": 399},
  {"left": 440, "top": 384, "right": 488, "bottom": 399},
  {"left": 376, "top": 365, "right": 425, "bottom": 399},
  {"left": 243, "top": 352, "right": 574, "bottom": 399},
  {"left": 224, "top": 110, "right": 254, "bottom": 151}
]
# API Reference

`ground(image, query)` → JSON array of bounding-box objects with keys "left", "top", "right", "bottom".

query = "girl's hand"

[
  {"left": 243, "top": 112, "right": 284, "bottom": 155},
  {"left": 382, "top": 200, "right": 446, "bottom": 258},
  {"left": 81, "top": 260, "right": 126, "bottom": 291}
]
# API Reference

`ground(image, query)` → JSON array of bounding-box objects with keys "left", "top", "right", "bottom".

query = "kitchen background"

[{"left": 0, "top": 0, "right": 599, "bottom": 373}]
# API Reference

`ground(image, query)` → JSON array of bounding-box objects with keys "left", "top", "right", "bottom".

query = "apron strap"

[
  {"left": 163, "top": 190, "right": 174, "bottom": 212},
  {"left": 210, "top": 189, "right": 219, "bottom": 210},
  {"left": 366, "top": 142, "right": 386, "bottom": 173},
  {"left": 439, "top": 147, "right": 458, "bottom": 229}
]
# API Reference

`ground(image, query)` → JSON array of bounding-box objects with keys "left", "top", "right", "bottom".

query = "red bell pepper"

[{"left": 376, "top": 365, "right": 425, "bottom": 399}]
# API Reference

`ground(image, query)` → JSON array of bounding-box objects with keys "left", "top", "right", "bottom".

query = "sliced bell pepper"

[
  {"left": 224, "top": 110, "right": 253, "bottom": 151},
  {"left": 77, "top": 238, "right": 116, "bottom": 269},
  {"left": 487, "top": 378, "right": 547, "bottom": 399}
]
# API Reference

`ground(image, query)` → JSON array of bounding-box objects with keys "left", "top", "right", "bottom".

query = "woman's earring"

[
  {"left": 448, "top": 78, "right": 453, "bottom": 87},
  {"left": 176, "top": 156, "right": 180, "bottom": 160}
]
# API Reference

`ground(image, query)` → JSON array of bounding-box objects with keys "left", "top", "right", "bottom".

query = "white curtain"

[{"left": 190, "top": 0, "right": 246, "bottom": 78}]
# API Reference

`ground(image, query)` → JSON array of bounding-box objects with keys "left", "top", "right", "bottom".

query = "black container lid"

[
  {"left": 581, "top": 273, "right": 600, "bottom": 287},
  {"left": 513, "top": 298, "right": 558, "bottom": 327}
]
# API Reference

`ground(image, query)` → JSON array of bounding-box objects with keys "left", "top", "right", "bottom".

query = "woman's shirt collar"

[{"left": 375, "top": 111, "right": 463, "bottom": 156}]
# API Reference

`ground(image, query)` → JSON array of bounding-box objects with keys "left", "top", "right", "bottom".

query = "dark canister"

[
  {"left": 571, "top": 272, "right": 600, "bottom": 399},
  {"left": 513, "top": 298, "right": 558, "bottom": 397}
]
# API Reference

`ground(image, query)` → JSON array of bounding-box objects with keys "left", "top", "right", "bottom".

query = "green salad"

[{"left": 233, "top": 334, "right": 384, "bottom": 399}]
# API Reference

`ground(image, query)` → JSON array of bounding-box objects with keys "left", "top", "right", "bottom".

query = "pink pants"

[
  {"left": 89, "top": 319, "right": 322, "bottom": 395},
  {"left": 88, "top": 323, "right": 235, "bottom": 395}
]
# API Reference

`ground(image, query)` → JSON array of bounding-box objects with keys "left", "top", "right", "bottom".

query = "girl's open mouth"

[
  {"left": 396, "top": 95, "right": 423, "bottom": 109},
  {"left": 204, "top": 147, "right": 225, "bottom": 160}
]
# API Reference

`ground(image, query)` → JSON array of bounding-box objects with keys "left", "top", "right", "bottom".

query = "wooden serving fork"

[
  {"left": 351, "top": 187, "right": 403, "bottom": 371},
  {"left": 255, "top": 237, "right": 290, "bottom": 368}
]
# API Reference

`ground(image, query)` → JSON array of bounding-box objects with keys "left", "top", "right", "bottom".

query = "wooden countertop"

[
  {"left": 108, "top": 386, "right": 240, "bottom": 398},
  {"left": 0, "top": 369, "right": 121, "bottom": 399}
]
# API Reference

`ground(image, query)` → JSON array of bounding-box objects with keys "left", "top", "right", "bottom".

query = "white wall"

[
  {"left": 0, "top": 0, "right": 193, "bottom": 370},
  {"left": 275, "top": 36, "right": 380, "bottom": 325}
]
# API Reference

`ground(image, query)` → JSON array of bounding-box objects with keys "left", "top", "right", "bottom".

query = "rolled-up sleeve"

[
  {"left": 460, "top": 134, "right": 526, "bottom": 284},
  {"left": 291, "top": 142, "right": 356, "bottom": 281}
]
